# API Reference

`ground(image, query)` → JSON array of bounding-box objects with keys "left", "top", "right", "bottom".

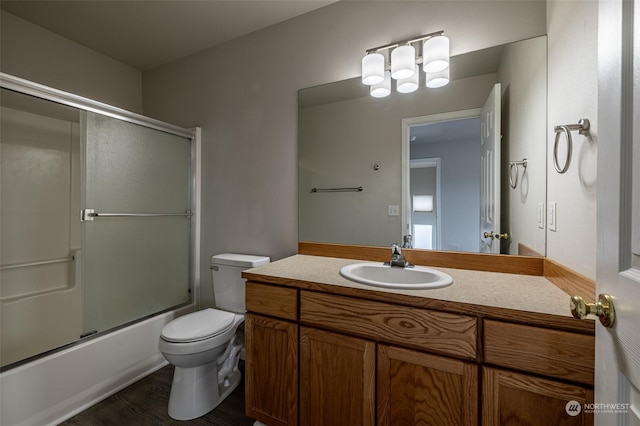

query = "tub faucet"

[{"left": 385, "top": 244, "right": 414, "bottom": 268}]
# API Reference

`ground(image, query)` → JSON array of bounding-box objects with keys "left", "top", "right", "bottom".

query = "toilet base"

[{"left": 167, "top": 361, "right": 241, "bottom": 421}]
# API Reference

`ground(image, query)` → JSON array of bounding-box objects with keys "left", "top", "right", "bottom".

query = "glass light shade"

[
  {"left": 370, "top": 71, "right": 391, "bottom": 98},
  {"left": 391, "top": 45, "right": 416, "bottom": 80},
  {"left": 413, "top": 195, "right": 434, "bottom": 212},
  {"left": 361, "top": 52, "right": 385, "bottom": 85},
  {"left": 423, "top": 35, "right": 450, "bottom": 73},
  {"left": 397, "top": 65, "right": 419, "bottom": 93},
  {"left": 426, "top": 67, "right": 450, "bottom": 88}
]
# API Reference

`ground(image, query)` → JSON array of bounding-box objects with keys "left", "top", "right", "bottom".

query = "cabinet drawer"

[
  {"left": 246, "top": 282, "right": 298, "bottom": 321},
  {"left": 483, "top": 319, "right": 594, "bottom": 385},
  {"left": 300, "top": 291, "right": 477, "bottom": 360}
]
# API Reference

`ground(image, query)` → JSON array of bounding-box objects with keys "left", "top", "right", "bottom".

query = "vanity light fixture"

[
  {"left": 426, "top": 67, "right": 450, "bottom": 88},
  {"left": 370, "top": 71, "right": 391, "bottom": 98},
  {"left": 397, "top": 65, "right": 420, "bottom": 93},
  {"left": 361, "top": 30, "right": 450, "bottom": 98},
  {"left": 391, "top": 44, "right": 416, "bottom": 79},
  {"left": 423, "top": 34, "right": 450, "bottom": 73},
  {"left": 361, "top": 52, "right": 385, "bottom": 85}
]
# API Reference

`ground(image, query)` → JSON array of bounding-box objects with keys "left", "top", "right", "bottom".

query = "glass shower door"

[{"left": 81, "top": 112, "right": 192, "bottom": 335}]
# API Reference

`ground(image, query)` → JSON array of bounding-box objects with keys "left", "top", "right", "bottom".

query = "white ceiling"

[
  {"left": 1, "top": 0, "right": 337, "bottom": 71},
  {"left": 410, "top": 117, "right": 481, "bottom": 145}
]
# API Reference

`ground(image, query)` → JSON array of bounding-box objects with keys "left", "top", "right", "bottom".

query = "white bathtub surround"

[{"left": 0, "top": 305, "right": 193, "bottom": 426}]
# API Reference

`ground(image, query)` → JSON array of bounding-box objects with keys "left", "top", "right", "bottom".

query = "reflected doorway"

[
  {"left": 410, "top": 159, "right": 440, "bottom": 250},
  {"left": 402, "top": 110, "right": 483, "bottom": 253}
]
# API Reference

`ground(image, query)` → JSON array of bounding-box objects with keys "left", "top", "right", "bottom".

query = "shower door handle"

[
  {"left": 81, "top": 209, "right": 97, "bottom": 221},
  {"left": 81, "top": 208, "right": 192, "bottom": 221}
]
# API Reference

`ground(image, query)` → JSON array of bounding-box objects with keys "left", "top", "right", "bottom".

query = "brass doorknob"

[{"left": 570, "top": 293, "right": 615, "bottom": 328}]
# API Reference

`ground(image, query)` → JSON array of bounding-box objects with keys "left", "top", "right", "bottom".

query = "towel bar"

[{"left": 553, "top": 118, "right": 590, "bottom": 174}]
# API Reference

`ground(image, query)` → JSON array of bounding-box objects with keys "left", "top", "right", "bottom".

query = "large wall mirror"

[{"left": 299, "top": 35, "right": 547, "bottom": 256}]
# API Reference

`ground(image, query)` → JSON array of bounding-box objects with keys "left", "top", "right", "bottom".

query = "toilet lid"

[{"left": 161, "top": 308, "right": 236, "bottom": 343}]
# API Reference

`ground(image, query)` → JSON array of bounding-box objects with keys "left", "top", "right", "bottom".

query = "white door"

[
  {"left": 480, "top": 83, "right": 501, "bottom": 253},
  {"left": 592, "top": 0, "right": 640, "bottom": 423}
]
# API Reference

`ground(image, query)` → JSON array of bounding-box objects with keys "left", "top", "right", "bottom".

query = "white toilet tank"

[{"left": 211, "top": 253, "right": 270, "bottom": 313}]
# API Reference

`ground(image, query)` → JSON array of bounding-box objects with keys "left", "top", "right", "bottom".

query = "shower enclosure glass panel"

[
  {"left": 82, "top": 112, "right": 191, "bottom": 334},
  {"left": 0, "top": 89, "right": 82, "bottom": 367},
  {"left": 1, "top": 74, "right": 195, "bottom": 369}
]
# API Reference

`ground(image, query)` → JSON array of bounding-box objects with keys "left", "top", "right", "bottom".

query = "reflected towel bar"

[
  {"left": 310, "top": 186, "right": 363, "bottom": 193},
  {"left": 81, "top": 209, "right": 192, "bottom": 221},
  {"left": 0, "top": 256, "right": 74, "bottom": 271},
  {"left": 508, "top": 158, "right": 527, "bottom": 189}
]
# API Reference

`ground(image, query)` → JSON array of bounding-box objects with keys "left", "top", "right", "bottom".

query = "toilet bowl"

[
  {"left": 158, "top": 253, "right": 270, "bottom": 421},
  {"left": 159, "top": 308, "right": 245, "bottom": 420}
]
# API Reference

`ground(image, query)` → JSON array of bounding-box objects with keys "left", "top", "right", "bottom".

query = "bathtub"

[{"left": 0, "top": 303, "right": 194, "bottom": 426}]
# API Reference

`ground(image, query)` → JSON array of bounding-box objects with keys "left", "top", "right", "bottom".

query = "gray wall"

[
  {"left": 546, "top": 0, "right": 598, "bottom": 278},
  {"left": 0, "top": 11, "right": 143, "bottom": 113},
  {"left": 141, "top": 1, "right": 547, "bottom": 306},
  {"left": 498, "top": 36, "right": 547, "bottom": 255}
]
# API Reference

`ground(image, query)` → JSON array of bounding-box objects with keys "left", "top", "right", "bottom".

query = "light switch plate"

[
  {"left": 388, "top": 205, "right": 399, "bottom": 216},
  {"left": 548, "top": 202, "right": 557, "bottom": 232},
  {"left": 537, "top": 202, "right": 545, "bottom": 229}
]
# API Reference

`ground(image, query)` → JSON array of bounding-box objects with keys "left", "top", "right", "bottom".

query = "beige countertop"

[{"left": 243, "top": 254, "right": 594, "bottom": 333}]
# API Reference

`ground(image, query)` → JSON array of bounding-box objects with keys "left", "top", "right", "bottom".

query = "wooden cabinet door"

[
  {"left": 482, "top": 367, "right": 594, "bottom": 426},
  {"left": 245, "top": 314, "right": 298, "bottom": 426},
  {"left": 300, "top": 327, "right": 376, "bottom": 426},
  {"left": 378, "top": 344, "right": 478, "bottom": 426}
]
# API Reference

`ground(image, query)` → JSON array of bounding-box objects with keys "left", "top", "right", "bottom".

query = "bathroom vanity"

[{"left": 243, "top": 250, "right": 594, "bottom": 426}]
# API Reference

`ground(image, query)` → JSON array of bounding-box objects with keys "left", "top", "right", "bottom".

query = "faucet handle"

[{"left": 391, "top": 243, "right": 401, "bottom": 254}]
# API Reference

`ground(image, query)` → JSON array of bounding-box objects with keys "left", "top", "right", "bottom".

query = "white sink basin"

[{"left": 339, "top": 262, "right": 453, "bottom": 290}]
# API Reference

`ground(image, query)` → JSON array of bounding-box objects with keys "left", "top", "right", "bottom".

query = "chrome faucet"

[{"left": 385, "top": 244, "right": 414, "bottom": 268}]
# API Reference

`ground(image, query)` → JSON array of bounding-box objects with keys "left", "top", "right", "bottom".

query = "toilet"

[{"left": 158, "top": 253, "right": 270, "bottom": 421}]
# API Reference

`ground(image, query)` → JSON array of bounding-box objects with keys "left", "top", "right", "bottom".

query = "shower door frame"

[
  {"left": 0, "top": 72, "right": 201, "bottom": 366},
  {"left": 1, "top": 73, "right": 193, "bottom": 138}
]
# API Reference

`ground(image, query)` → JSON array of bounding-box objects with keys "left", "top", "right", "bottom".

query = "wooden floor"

[{"left": 61, "top": 363, "right": 255, "bottom": 426}]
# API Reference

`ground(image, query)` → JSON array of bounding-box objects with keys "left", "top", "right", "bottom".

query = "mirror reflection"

[{"left": 299, "top": 36, "right": 547, "bottom": 256}]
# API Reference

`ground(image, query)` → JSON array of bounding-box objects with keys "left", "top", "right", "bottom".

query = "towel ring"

[
  {"left": 509, "top": 158, "right": 527, "bottom": 189},
  {"left": 553, "top": 118, "right": 590, "bottom": 174}
]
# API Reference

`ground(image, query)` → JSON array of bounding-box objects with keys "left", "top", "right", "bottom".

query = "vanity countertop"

[{"left": 243, "top": 254, "right": 594, "bottom": 333}]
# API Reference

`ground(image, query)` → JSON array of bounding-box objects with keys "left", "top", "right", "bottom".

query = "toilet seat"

[{"left": 161, "top": 308, "right": 236, "bottom": 343}]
